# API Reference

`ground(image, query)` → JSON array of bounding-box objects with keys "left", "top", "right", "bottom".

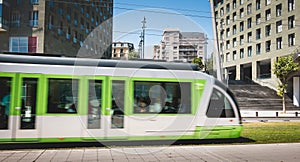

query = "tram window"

[
  {"left": 0, "top": 77, "right": 11, "bottom": 129},
  {"left": 20, "top": 78, "right": 37, "bottom": 129},
  {"left": 133, "top": 81, "right": 191, "bottom": 114},
  {"left": 47, "top": 79, "right": 78, "bottom": 113},
  {"left": 206, "top": 88, "right": 235, "bottom": 118},
  {"left": 111, "top": 80, "right": 125, "bottom": 128},
  {"left": 88, "top": 80, "right": 102, "bottom": 129}
]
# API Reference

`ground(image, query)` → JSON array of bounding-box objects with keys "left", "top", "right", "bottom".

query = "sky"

[{"left": 112, "top": 0, "right": 214, "bottom": 59}]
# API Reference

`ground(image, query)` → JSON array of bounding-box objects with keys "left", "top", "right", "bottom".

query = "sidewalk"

[{"left": 0, "top": 143, "right": 299, "bottom": 161}]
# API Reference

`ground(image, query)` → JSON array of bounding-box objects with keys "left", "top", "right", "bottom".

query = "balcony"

[{"left": 179, "top": 48, "right": 197, "bottom": 52}]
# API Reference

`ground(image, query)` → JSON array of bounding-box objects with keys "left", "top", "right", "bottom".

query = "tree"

[
  {"left": 128, "top": 51, "right": 140, "bottom": 59},
  {"left": 191, "top": 57, "right": 204, "bottom": 71},
  {"left": 205, "top": 56, "right": 214, "bottom": 74},
  {"left": 273, "top": 55, "right": 299, "bottom": 113}
]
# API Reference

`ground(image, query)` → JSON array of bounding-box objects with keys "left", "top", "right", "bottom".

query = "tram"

[{"left": 0, "top": 54, "right": 242, "bottom": 143}]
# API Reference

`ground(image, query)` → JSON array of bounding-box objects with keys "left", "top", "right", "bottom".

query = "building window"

[
  {"left": 48, "top": 14, "right": 53, "bottom": 30},
  {"left": 226, "top": 16, "right": 230, "bottom": 25},
  {"left": 0, "top": 5, "right": 2, "bottom": 25},
  {"left": 256, "top": 28, "right": 261, "bottom": 40},
  {"left": 30, "top": 0, "right": 39, "bottom": 4},
  {"left": 47, "top": 79, "right": 78, "bottom": 114},
  {"left": 276, "top": 4, "right": 282, "bottom": 17},
  {"left": 265, "top": 9, "right": 271, "bottom": 21},
  {"left": 12, "top": 12, "right": 21, "bottom": 27},
  {"left": 74, "top": 13, "right": 78, "bottom": 26},
  {"left": 226, "top": 28, "right": 230, "bottom": 38},
  {"left": 276, "top": 21, "right": 282, "bottom": 33},
  {"left": 66, "top": 7, "right": 71, "bottom": 22},
  {"left": 256, "top": 43, "right": 261, "bottom": 54},
  {"left": 66, "top": 26, "right": 71, "bottom": 40},
  {"left": 288, "top": 0, "right": 295, "bottom": 12},
  {"left": 58, "top": 7, "right": 63, "bottom": 15},
  {"left": 247, "top": 32, "right": 252, "bottom": 43},
  {"left": 247, "top": 4, "right": 252, "bottom": 14},
  {"left": 276, "top": 37, "right": 282, "bottom": 50},
  {"left": 240, "top": 8, "right": 244, "bottom": 18},
  {"left": 240, "top": 21, "right": 244, "bottom": 32},
  {"left": 240, "top": 35, "right": 244, "bottom": 45},
  {"left": 256, "top": 0, "right": 261, "bottom": 10},
  {"left": 220, "top": 30, "right": 224, "bottom": 40},
  {"left": 247, "top": 18, "right": 252, "bottom": 28},
  {"left": 226, "top": 3, "right": 230, "bottom": 13},
  {"left": 226, "top": 53, "right": 230, "bottom": 62},
  {"left": 265, "top": 25, "right": 271, "bottom": 36},
  {"left": 256, "top": 14, "right": 261, "bottom": 25},
  {"left": 220, "top": 43, "right": 224, "bottom": 52},
  {"left": 9, "top": 37, "right": 27, "bottom": 53},
  {"left": 240, "top": 0, "right": 244, "bottom": 5},
  {"left": 288, "top": 16, "right": 295, "bottom": 29},
  {"left": 266, "top": 0, "right": 271, "bottom": 5},
  {"left": 58, "top": 21, "right": 63, "bottom": 35},
  {"left": 233, "top": 0, "right": 236, "bottom": 9},
  {"left": 240, "top": 49, "right": 244, "bottom": 58},
  {"left": 220, "top": 7, "right": 224, "bottom": 16},
  {"left": 265, "top": 40, "right": 271, "bottom": 52},
  {"left": 288, "top": 33, "right": 295, "bottom": 46},
  {"left": 233, "top": 51, "right": 237, "bottom": 60},
  {"left": 233, "top": 25, "right": 237, "bottom": 35},
  {"left": 248, "top": 46, "right": 252, "bottom": 57},
  {"left": 226, "top": 40, "right": 230, "bottom": 50},
  {"left": 9, "top": 37, "right": 37, "bottom": 53},
  {"left": 233, "top": 12, "right": 237, "bottom": 22},
  {"left": 29, "top": 11, "right": 38, "bottom": 27},
  {"left": 233, "top": 38, "right": 237, "bottom": 47},
  {"left": 73, "top": 31, "right": 78, "bottom": 43}
]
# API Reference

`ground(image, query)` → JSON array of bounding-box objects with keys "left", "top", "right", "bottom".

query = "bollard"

[
  {"left": 276, "top": 112, "right": 278, "bottom": 118},
  {"left": 296, "top": 112, "right": 298, "bottom": 117},
  {"left": 256, "top": 112, "right": 258, "bottom": 117}
]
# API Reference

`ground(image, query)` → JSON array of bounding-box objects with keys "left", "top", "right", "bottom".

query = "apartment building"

[
  {"left": 0, "top": 0, "right": 113, "bottom": 58},
  {"left": 153, "top": 28, "right": 207, "bottom": 63},
  {"left": 111, "top": 42, "right": 134, "bottom": 59},
  {"left": 211, "top": 0, "right": 299, "bottom": 87}
]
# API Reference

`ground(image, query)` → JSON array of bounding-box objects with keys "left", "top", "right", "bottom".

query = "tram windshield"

[{"left": 206, "top": 88, "right": 235, "bottom": 118}]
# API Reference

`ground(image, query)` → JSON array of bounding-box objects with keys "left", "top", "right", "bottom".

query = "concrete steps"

[{"left": 228, "top": 81, "right": 299, "bottom": 111}]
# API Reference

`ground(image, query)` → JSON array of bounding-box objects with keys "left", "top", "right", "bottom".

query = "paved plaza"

[{"left": 0, "top": 143, "right": 299, "bottom": 161}]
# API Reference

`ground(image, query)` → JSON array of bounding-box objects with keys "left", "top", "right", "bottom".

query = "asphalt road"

[{"left": 0, "top": 143, "right": 299, "bottom": 161}]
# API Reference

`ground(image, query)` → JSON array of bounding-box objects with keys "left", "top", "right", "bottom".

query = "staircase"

[{"left": 228, "top": 81, "right": 299, "bottom": 111}]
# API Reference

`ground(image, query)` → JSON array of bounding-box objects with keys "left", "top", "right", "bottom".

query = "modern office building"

[
  {"left": 153, "top": 28, "right": 207, "bottom": 63},
  {"left": 210, "top": 0, "right": 299, "bottom": 89},
  {"left": 0, "top": 0, "right": 113, "bottom": 58},
  {"left": 111, "top": 42, "right": 135, "bottom": 59}
]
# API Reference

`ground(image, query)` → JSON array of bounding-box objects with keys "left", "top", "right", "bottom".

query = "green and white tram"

[{"left": 0, "top": 54, "right": 242, "bottom": 143}]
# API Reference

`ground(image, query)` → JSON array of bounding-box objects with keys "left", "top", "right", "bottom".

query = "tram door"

[
  {"left": 0, "top": 74, "right": 15, "bottom": 141},
  {"left": 82, "top": 78, "right": 105, "bottom": 140},
  {"left": 0, "top": 74, "right": 39, "bottom": 141},
  {"left": 14, "top": 75, "right": 40, "bottom": 141},
  {"left": 106, "top": 80, "right": 127, "bottom": 139}
]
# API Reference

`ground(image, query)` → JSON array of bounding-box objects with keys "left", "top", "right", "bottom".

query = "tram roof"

[{"left": 0, "top": 54, "right": 199, "bottom": 71}]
